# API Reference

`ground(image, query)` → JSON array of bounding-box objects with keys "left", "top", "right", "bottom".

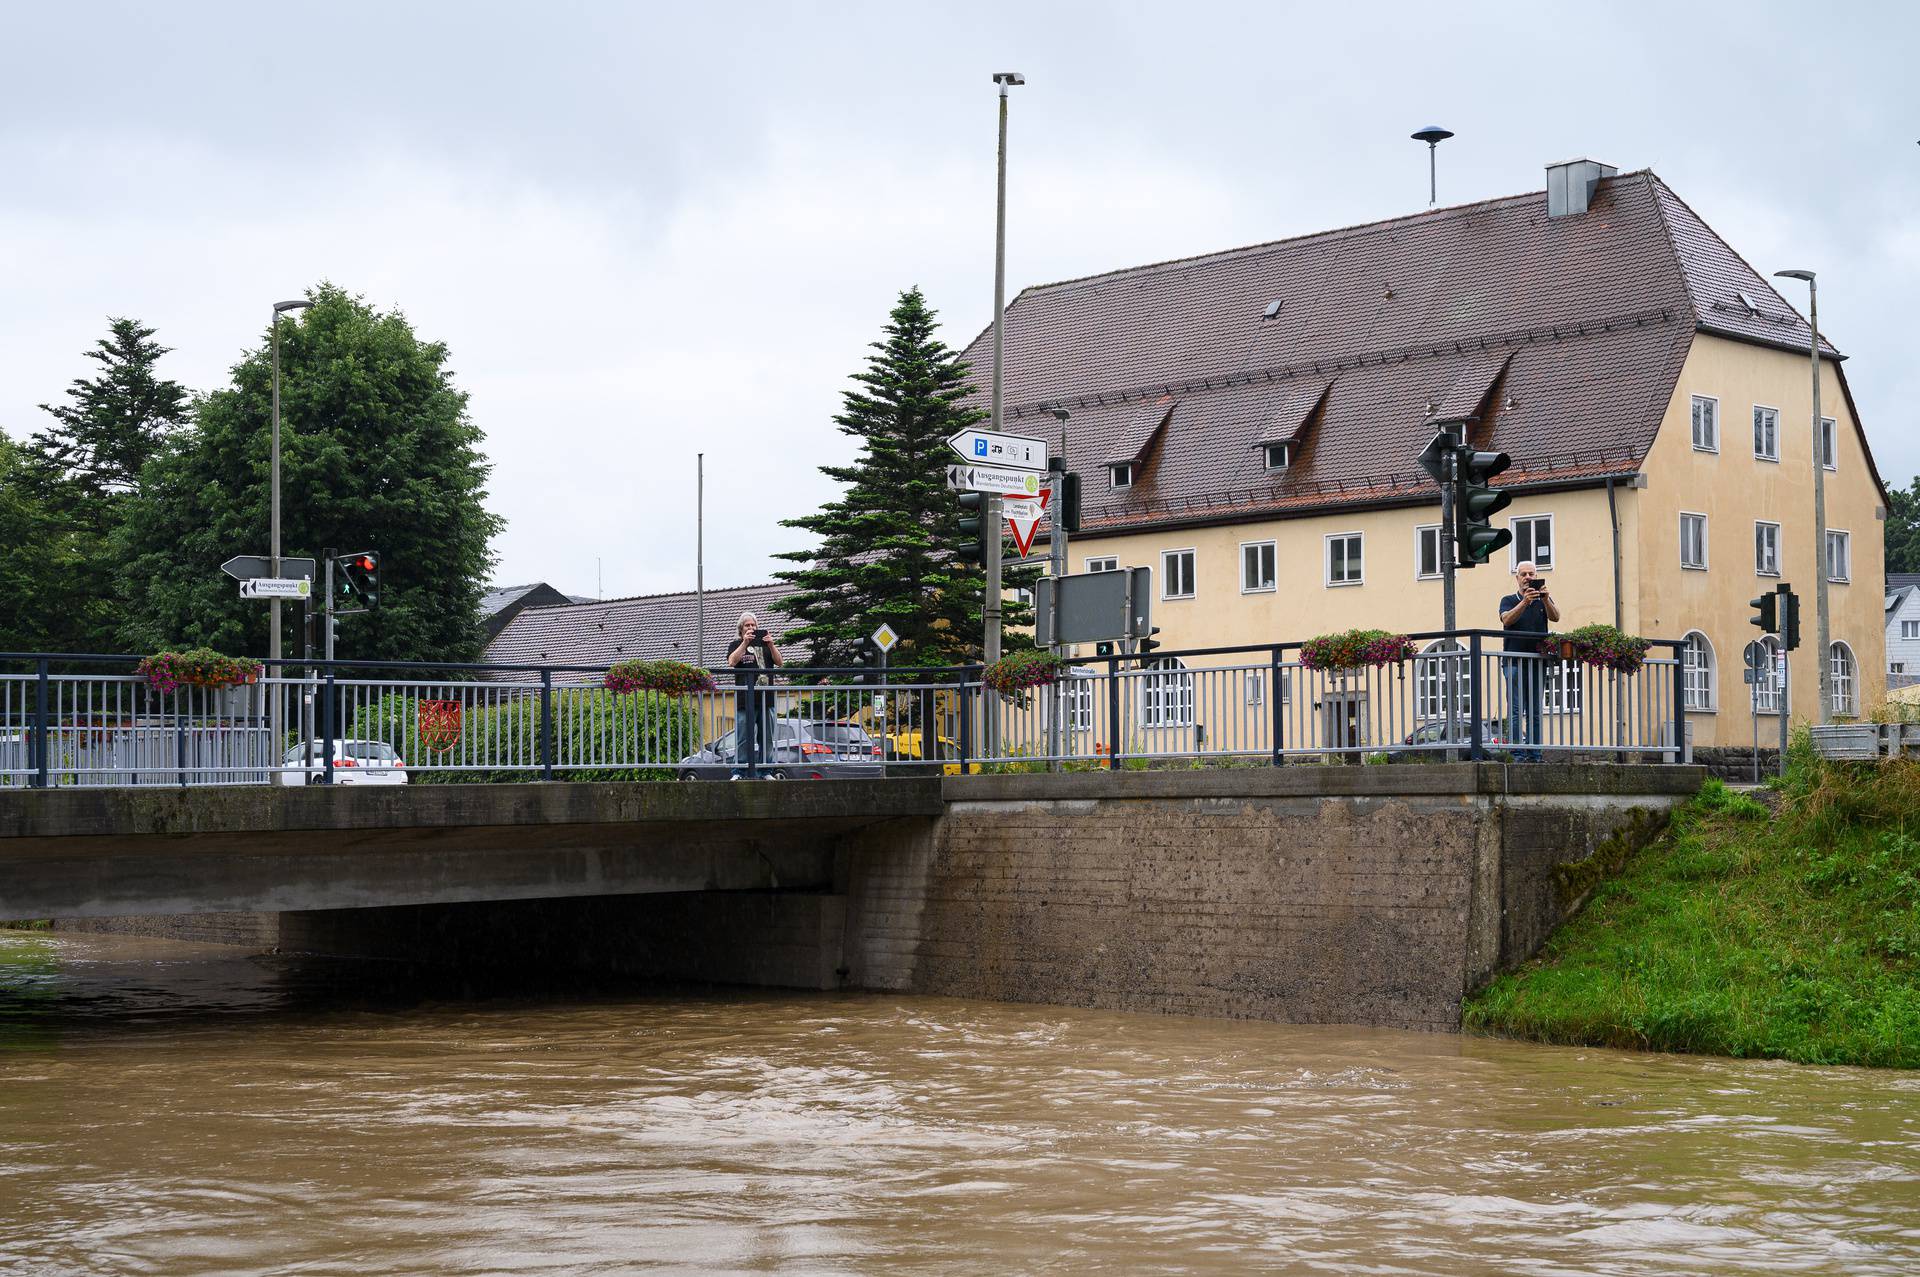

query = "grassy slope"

[{"left": 1466, "top": 751, "right": 1920, "bottom": 1069}]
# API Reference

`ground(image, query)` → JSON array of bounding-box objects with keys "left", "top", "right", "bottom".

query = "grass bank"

[{"left": 1466, "top": 748, "right": 1920, "bottom": 1069}]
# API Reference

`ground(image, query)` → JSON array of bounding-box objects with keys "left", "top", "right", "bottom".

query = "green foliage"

[
  {"left": 115, "top": 284, "right": 503, "bottom": 662},
  {"left": 982, "top": 648, "right": 1064, "bottom": 703},
  {"left": 349, "top": 688, "right": 699, "bottom": 783},
  {"left": 25, "top": 317, "right": 189, "bottom": 504},
  {"left": 1559, "top": 623, "right": 1653, "bottom": 673},
  {"left": 0, "top": 437, "right": 116, "bottom": 654},
  {"left": 1467, "top": 758, "right": 1920, "bottom": 1068},
  {"left": 603, "top": 659, "right": 716, "bottom": 697},
  {"left": 775, "top": 287, "right": 1037, "bottom": 668},
  {"left": 1299, "top": 629, "right": 1415, "bottom": 670},
  {"left": 1886, "top": 476, "right": 1920, "bottom": 575},
  {"left": 135, "top": 648, "right": 262, "bottom": 693}
]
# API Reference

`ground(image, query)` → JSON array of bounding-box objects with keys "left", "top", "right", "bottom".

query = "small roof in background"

[{"left": 482, "top": 582, "right": 797, "bottom": 677}]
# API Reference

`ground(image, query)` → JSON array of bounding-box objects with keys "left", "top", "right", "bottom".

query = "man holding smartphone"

[
  {"left": 1497, "top": 561, "right": 1560, "bottom": 761},
  {"left": 727, "top": 611, "right": 784, "bottom": 769}
]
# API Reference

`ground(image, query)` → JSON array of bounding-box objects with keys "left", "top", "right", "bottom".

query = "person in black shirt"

[
  {"left": 726, "top": 611, "right": 784, "bottom": 766},
  {"left": 1497, "top": 561, "right": 1561, "bottom": 761}
]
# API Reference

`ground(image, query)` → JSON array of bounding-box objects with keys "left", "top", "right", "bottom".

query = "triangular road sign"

[{"left": 1007, "top": 515, "right": 1042, "bottom": 557}]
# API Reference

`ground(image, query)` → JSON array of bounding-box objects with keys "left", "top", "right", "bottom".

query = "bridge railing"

[{"left": 0, "top": 631, "right": 1686, "bottom": 787}]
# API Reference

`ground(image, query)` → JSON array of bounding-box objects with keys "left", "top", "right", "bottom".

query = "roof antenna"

[{"left": 1410, "top": 125, "right": 1454, "bottom": 206}]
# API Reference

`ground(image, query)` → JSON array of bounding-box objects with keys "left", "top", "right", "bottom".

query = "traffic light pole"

[
  {"left": 1438, "top": 424, "right": 1461, "bottom": 756},
  {"left": 324, "top": 549, "right": 337, "bottom": 662}
]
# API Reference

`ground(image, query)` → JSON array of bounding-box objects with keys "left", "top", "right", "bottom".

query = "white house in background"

[{"left": 1886, "top": 573, "right": 1920, "bottom": 686}]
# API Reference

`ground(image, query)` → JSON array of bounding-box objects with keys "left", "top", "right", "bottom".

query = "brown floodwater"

[{"left": 1, "top": 930, "right": 1917, "bottom": 1276}]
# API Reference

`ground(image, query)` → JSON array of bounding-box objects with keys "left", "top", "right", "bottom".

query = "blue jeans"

[
  {"left": 734, "top": 701, "right": 775, "bottom": 767},
  {"left": 1503, "top": 658, "right": 1544, "bottom": 761}
]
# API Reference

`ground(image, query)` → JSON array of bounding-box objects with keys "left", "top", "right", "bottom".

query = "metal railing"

[{"left": 0, "top": 631, "right": 1687, "bottom": 788}]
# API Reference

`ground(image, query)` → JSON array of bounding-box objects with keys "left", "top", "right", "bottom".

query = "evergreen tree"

[
  {"left": 115, "top": 284, "right": 504, "bottom": 662},
  {"left": 776, "top": 287, "right": 1035, "bottom": 667},
  {"left": 0, "top": 437, "right": 117, "bottom": 654},
  {"left": 27, "top": 317, "right": 189, "bottom": 506},
  {"left": 1886, "top": 477, "right": 1920, "bottom": 576}
]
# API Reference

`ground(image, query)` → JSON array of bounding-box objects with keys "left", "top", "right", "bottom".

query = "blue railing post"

[
  {"left": 175, "top": 698, "right": 188, "bottom": 787},
  {"left": 921, "top": 685, "right": 936, "bottom": 774},
  {"left": 957, "top": 669, "right": 973, "bottom": 775},
  {"left": 1670, "top": 641, "right": 1686, "bottom": 764},
  {"left": 540, "top": 668, "right": 555, "bottom": 781},
  {"left": 1106, "top": 657, "right": 1122, "bottom": 771},
  {"left": 1269, "top": 646, "right": 1283, "bottom": 767},
  {"left": 1468, "top": 632, "right": 1485, "bottom": 761},
  {"left": 740, "top": 667, "right": 760, "bottom": 777},
  {"left": 322, "top": 666, "right": 337, "bottom": 785},
  {"left": 32, "top": 658, "right": 50, "bottom": 789}
]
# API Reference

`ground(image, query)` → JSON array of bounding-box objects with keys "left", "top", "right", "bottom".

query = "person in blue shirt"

[{"left": 1497, "top": 561, "right": 1561, "bottom": 761}]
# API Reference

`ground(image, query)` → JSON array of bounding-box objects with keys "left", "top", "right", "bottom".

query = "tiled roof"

[
  {"left": 482, "top": 582, "right": 797, "bottom": 675},
  {"left": 957, "top": 170, "right": 1854, "bottom": 535},
  {"left": 1888, "top": 574, "right": 1920, "bottom": 598}
]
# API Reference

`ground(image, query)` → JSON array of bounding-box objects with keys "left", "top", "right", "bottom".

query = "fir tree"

[
  {"left": 27, "top": 317, "right": 190, "bottom": 506},
  {"left": 1886, "top": 477, "right": 1920, "bottom": 576},
  {"left": 776, "top": 287, "right": 1035, "bottom": 667}
]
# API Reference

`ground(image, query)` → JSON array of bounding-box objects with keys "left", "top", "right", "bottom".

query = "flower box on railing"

[
  {"left": 1299, "top": 629, "right": 1416, "bottom": 672},
  {"left": 1551, "top": 624, "right": 1653, "bottom": 674},
  {"left": 602, "top": 659, "right": 716, "bottom": 698},
  {"left": 982, "top": 649, "right": 1065, "bottom": 704},
  {"left": 136, "top": 649, "right": 263, "bottom": 695}
]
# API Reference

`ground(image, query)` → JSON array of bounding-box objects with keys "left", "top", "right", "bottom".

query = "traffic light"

[
  {"left": 1748, "top": 589, "right": 1778, "bottom": 635},
  {"left": 1778, "top": 585, "right": 1801, "bottom": 651},
  {"left": 1059, "top": 471, "right": 1082, "bottom": 534},
  {"left": 1453, "top": 446, "right": 1514, "bottom": 567},
  {"left": 336, "top": 551, "right": 381, "bottom": 610},
  {"left": 956, "top": 492, "right": 991, "bottom": 565},
  {"left": 1138, "top": 626, "right": 1162, "bottom": 656}
]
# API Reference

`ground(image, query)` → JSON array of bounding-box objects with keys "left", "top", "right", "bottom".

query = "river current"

[{"left": 2, "top": 929, "right": 1917, "bottom": 1275}]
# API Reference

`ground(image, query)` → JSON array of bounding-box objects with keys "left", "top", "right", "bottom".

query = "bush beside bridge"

[{"left": 350, "top": 688, "right": 700, "bottom": 783}]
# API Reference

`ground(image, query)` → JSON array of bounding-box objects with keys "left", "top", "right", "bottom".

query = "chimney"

[{"left": 1546, "top": 158, "right": 1618, "bottom": 218}]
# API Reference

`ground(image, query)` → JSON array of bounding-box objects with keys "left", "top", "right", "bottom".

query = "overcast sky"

[{"left": 3, "top": 2, "right": 1914, "bottom": 600}]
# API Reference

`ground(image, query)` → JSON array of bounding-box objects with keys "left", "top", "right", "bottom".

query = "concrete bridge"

[{"left": 2, "top": 765, "right": 1702, "bottom": 1030}]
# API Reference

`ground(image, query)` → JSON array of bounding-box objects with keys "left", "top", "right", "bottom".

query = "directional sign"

[
  {"left": 239, "top": 577, "right": 312, "bottom": 600},
  {"left": 946, "top": 463, "right": 1045, "bottom": 497},
  {"left": 870, "top": 622, "right": 899, "bottom": 653},
  {"left": 223, "top": 554, "right": 317, "bottom": 581},
  {"left": 947, "top": 428, "right": 1047, "bottom": 471}
]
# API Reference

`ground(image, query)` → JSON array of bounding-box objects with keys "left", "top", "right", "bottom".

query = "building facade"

[{"left": 962, "top": 162, "right": 1887, "bottom": 744}]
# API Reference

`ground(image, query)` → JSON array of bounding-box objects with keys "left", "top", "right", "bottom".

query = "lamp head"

[
  {"left": 992, "top": 72, "right": 1025, "bottom": 87},
  {"left": 1411, "top": 125, "right": 1454, "bottom": 146},
  {"left": 1774, "top": 269, "right": 1815, "bottom": 283},
  {"left": 1049, "top": 405, "right": 1071, "bottom": 422},
  {"left": 273, "top": 299, "right": 313, "bottom": 313}
]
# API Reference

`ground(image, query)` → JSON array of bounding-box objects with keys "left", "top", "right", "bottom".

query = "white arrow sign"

[
  {"left": 947, "top": 428, "right": 1047, "bottom": 471},
  {"left": 239, "top": 577, "right": 312, "bottom": 600},
  {"left": 946, "top": 464, "right": 1044, "bottom": 497}
]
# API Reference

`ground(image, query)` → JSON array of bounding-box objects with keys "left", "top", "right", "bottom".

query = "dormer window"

[
  {"left": 1109, "top": 462, "right": 1134, "bottom": 488},
  {"left": 1262, "top": 441, "right": 1291, "bottom": 471}
]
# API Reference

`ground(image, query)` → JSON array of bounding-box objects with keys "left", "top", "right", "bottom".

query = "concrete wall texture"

[{"left": 34, "top": 767, "right": 1699, "bottom": 1032}]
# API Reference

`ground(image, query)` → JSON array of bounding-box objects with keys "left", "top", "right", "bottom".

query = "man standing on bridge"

[
  {"left": 727, "top": 611, "right": 784, "bottom": 768},
  {"left": 1497, "top": 560, "right": 1560, "bottom": 762}
]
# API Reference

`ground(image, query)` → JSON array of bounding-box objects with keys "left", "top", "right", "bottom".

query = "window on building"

[
  {"left": 1892, "top": 662, "right": 1907, "bottom": 676},
  {"left": 1416, "top": 525, "right": 1442, "bottom": 580},
  {"left": 1830, "top": 642, "right": 1858, "bottom": 717},
  {"left": 1263, "top": 441, "right": 1291, "bottom": 470},
  {"left": 1241, "top": 541, "right": 1276, "bottom": 593},
  {"left": 1140, "top": 657, "right": 1194, "bottom": 728},
  {"left": 1903, "top": 620, "right": 1920, "bottom": 641},
  {"left": 1415, "top": 639, "right": 1465, "bottom": 721},
  {"left": 1753, "top": 405, "right": 1779, "bottom": 461},
  {"left": 1826, "top": 530, "right": 1851, "bottom": 583},
  {"left": 1691, "top": 395, "right": 1719, "bottom": 452},
  {"left": 1325, "top": 532, "right": 1363, "bottom": 586},
  {"left": 1755, "top": 521, "right": 1781, "bottom": 576},
  {"left": 1110, "top": 462, "right": 1134, "bottom": 488},
  {"left": 1821, "top": 417, "right": 1837, "bottom": 471},
  {"left": 1682, "top": 631, "right": 1716, "bottom": 711},
  {"left": 1162, "top": 549, "right": 1195, "bottom": 599},
  {"left": 1086, "top": 556, "right": 1118, "bottom": 574},
  {"left": 1680, "top": 512, "right": 1708, "bottom": 570},
  {"left": 1063, "top": 672, "right": 1095, "bottom": 733},
  {"left": 1544, "top": 661, "right": 1583, "bottom": 715},
  {"left": 1510, "top": 514, "right": 1554, "bottom": 570},
  {"left": 1747, "top": 637, "right": 1783, "bottom": 714}
]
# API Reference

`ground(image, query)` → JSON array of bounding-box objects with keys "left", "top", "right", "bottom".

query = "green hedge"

[{"left": 349, "top": 688, "right": 701, "bottom": 783}]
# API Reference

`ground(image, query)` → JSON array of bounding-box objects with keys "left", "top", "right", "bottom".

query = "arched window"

[
  {"left": 1681, "top": 631, "right": 1716, "bottom": 711},
  {"left": 1414, "top": 639, "right": 1465, "bottom": 721},
  {"left": 1745, "top": 637, "right": 1782, "bottom": 714},
  {"left": 1830, "top": 641, "right": 1857, "bottom": 717},
  {"left": 1140, "top": 657, "right": 1193, "bottom": 727}
]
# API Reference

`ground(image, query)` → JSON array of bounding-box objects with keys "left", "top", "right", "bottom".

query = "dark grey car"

[{"left": 677, "top": 718, "right": 885, "bottom": 780}]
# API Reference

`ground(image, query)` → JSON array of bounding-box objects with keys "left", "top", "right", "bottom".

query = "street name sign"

[
  {"left": 239, "top": 577, "right": 312, "bottom": 600},
  {"left": 946, "top": 463, "right": 1045, "bottom": 497},
  {"left": 870, "top": 622, "right": 899, "bottom": 653},
  {"left": 223, "top": 554, "right": 317, "bottom": 581},
  {"left": 946, "top": 428, "right": 1047, "bottom": 471}
]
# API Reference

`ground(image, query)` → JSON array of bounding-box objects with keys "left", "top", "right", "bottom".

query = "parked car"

[
  {"left": 275, "top": 739, "right": 409, "bottom": 786},
  {"left": 1385, "top": 719, "right": 1511, "bottom": 761},
  {"left": 677, "top": 718, "right": 885, "bottom": 780},
  {"left": 883, "top": 730, "right": 962, "bottom": 775}
]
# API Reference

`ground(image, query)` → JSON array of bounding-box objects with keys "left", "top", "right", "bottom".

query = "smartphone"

[{"left": 753, "top": 628, "right": 768, "bottom": 640}]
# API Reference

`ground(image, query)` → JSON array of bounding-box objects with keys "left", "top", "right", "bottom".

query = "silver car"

[
  {"left": 276, "top": 739, "right": 409, "bottom": 786},
  {"left": 677, "top": 718, "right": 885, "bottom": 781}
]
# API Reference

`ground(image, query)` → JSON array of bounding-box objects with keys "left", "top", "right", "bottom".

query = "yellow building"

[{"left": 969, "top": 161, "right": 1887, "bottom": 747}]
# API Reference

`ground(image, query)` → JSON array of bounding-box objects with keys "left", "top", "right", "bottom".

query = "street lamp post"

[
  {"left": 1774, "top": 269, "right": 1829, "bottom": 722},
  {"left": 985, "top": 70, "right": 1024, "bottom": 757},
  {"left": 269, "top": 298, "right": 312, "bottom": 754}
]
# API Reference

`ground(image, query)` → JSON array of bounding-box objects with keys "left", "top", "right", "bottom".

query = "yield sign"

[{"left": 1002, "top": 486, "right": 1052, "bottom": 558}]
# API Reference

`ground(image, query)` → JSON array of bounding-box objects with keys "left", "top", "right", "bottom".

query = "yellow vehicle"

[{"left": 883, "top": 730, "right": 962, "bottom": 776}]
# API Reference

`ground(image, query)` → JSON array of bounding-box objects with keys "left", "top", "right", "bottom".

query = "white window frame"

[
  {"left": 1679, "top": 511, "right": 1708, "bottom": 571},
  {"left": 1830, "top": 641, "right": 1858, "bottom": 717},
  {"left": 1820, "top": 417, "right": 1837, "bottom": 471},
  {"left": 1755, "top": 521, "right": 1781, "bottom": 577},
  {"left": 1681, "top": 631, "right": 1716, "bottom": 712},
  {"left": 1139, "top": 657, "right": 1194, "bottom": 728},
  {"left": 1747, "top": 637, "right": 1783, "bottom": 714},
  {"left": 1240, "top": 540, "right": 1276, "bottom": 594},
  {"left": 1903, "top": 620, "right": 1920, "bottom": 641},
  {"left": 1825, "top": 529, "right": 1851, "bottom": 583},
  {"left": 1893, "top": 662, "right": 1906, "bottom": 676},
  {"left": 1109, "top": 462, "right": 1134, "bottom": 488},
  {"left": 1414, "top": 638, "right": 1465, "bottom": 721},
  {"left": 1085, "top": 556, "right": 1118, "bottom": 574},
  {"left": 1752, "top": 404, "right": 1780, "bottom": 462},
  {"left": 1415, "top": 524, "right": 1442, "bottom": 581},
  {"left": 1161, "top": 548, "right": 1196, "bottom": 600},
  {"left": 1508, "top": 513, "right": 1554, "bottom": 571},
  {"left": 1324, "top": 532, "right": 1364, "bottom": 587},
  {"left": 1544, "top": 661, "right": 1583, "bottom": 715},
  {"left": 1690, "top": 394, "right": 1719, "bottom": 452},
  {"left": 1263, "top": 441, "right": 1291, "bottom": 471}
]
